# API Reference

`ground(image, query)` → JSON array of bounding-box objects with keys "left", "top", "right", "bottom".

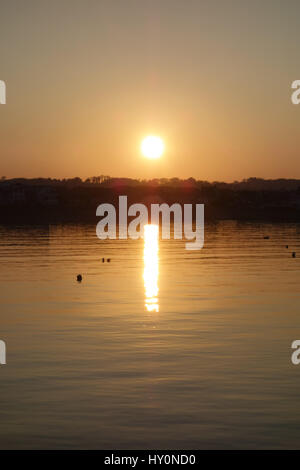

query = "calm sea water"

[{"left": 1, "top": 221, "right": 300, "bottom": 449}]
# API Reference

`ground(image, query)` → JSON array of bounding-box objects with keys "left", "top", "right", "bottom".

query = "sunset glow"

[{"left": 141, "top": 136, "right": 164, "bottom": 160}]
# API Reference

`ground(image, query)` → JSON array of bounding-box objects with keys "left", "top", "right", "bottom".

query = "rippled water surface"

[{"left": 1, "top": 222, "right": 300, "bottom": 449}]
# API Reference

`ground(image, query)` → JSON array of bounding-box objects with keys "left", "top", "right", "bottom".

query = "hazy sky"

[{"left": 1, "top": 0, "right": 300, "bottom": 181}]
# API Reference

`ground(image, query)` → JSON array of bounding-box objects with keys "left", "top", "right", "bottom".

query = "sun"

[{"left": 141, "top": 136, "right": 164, "bottom": 159}]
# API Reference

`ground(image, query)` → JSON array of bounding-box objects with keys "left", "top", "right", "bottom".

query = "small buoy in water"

[
  {"left": 77, "top": 274, "right": 82, "bottom": 282},
  {"left": 292, "top": 252, "right": 296, "bottom": 258},
  {"left": 107, "top": 258, "right": 111, "bottom": 262},
  {"left": 102, "top": 258, "right": 105, "bottom": 263},
  {"left": 286, "top": 245, "right": 289, "bottom": 249},
  {"left": 263, "top": 236, "right": 270, "bottom": 239}
]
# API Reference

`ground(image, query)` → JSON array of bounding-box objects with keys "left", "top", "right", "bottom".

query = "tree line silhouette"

[{"left": 1, "top": 176, "right": 300, "bottom": 223}]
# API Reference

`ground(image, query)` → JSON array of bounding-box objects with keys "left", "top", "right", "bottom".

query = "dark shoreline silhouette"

[{"left": 1, "top": 176, "right": 300, "bottom": 224}]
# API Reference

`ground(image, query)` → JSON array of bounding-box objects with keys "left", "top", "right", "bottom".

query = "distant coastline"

[{"left": 1, "top": 176, "right": 300, "bottom": 224}]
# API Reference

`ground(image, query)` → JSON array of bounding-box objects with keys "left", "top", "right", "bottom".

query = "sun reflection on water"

[{"left": 143, "top": 224, "right": 159, "bottom": 312}]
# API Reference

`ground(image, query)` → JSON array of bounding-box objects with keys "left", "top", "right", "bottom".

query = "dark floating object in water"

[
  {"left": 77, "top": 274, "right": 82, "bottom": 282},
  {"left": 107, "top": 258, "right": 111, "bottom": 263},
  {"left": 102, "top": 258, "right": 105, "bottom": 263},
  {"left": 292, "top": 252, "right": 296, "bottom": 258},
  {"left": 263, "top": 236, "right": 270, "bottom": 239},
  {"left": 286, "top": 245, "right": 289, "bottom": 249}
]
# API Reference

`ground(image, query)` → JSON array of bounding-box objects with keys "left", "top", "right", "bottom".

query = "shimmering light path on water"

[{"left": 1, "top": 222, "right": 300, "bottom": 448}]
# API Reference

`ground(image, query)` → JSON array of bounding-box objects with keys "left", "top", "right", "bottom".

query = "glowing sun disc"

[{"left": 141, "top": 136, "right": 164, "bottom": 159}]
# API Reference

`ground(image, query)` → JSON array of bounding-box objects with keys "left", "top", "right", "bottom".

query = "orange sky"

[{"left": 1, "top": 0, "right": 300, "bottom": 181}]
